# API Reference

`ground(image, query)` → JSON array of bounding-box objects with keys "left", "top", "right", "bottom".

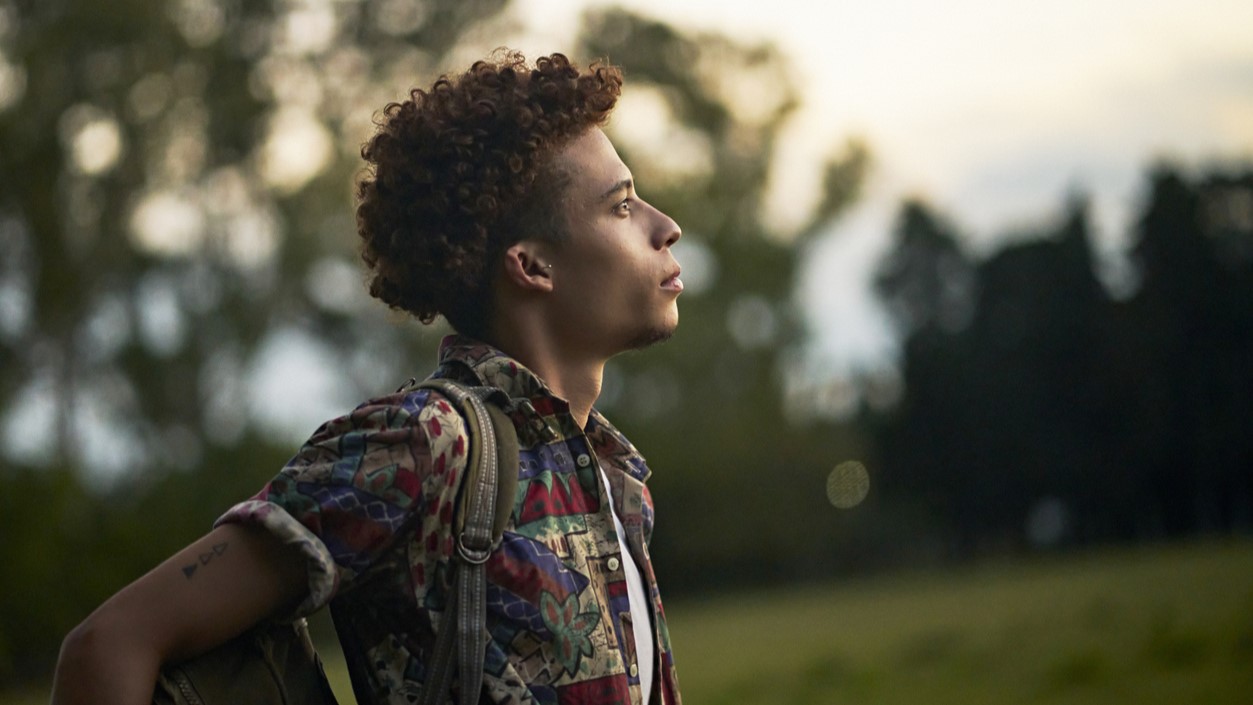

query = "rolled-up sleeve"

[{"left": 216, "top": 389, "right": 468, "bottom": 618}]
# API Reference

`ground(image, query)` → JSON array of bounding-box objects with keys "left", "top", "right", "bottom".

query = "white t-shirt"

[{"left": 598, "top": 468, "right": 654, "bottom": 705}]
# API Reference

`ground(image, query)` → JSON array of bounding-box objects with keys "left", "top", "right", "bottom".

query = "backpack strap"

[{"left": 411, "top": 378, "right": 519, "bottom": 705}]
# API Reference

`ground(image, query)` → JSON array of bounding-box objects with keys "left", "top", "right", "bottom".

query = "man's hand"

[{"left": 50, "top": 523, "right": 307, "bottom": 705}]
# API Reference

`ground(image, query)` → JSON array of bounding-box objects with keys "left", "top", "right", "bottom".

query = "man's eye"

[{"left": 616, "top": 199, "right": 632, "bottom": 214}]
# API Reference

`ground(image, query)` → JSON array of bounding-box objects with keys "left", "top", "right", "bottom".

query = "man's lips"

[{"left": 661, "top": 269, "right": 683, "bottom": 292}]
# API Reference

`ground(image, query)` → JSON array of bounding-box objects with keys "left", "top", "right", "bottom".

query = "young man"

[{"left": 51, "top": 51, "right": 684, "bottom": 705}]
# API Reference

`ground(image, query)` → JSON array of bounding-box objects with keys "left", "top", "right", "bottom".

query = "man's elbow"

[
  {"left": 52, "top": 607, "right": 161, "bottom": 704},
  {"left": 57, "top": 608, "right": 120, "bottom": 676},
  {"left": 52, "top": 616, "right": 102, "bottom": 702},
  {"left": 58, "top": 612, "right": 105, "bottom": 670}
]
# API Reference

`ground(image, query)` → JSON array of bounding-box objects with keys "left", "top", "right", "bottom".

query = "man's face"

[{"left": 544, "top": 128, "right": 683, "bottom": 358}]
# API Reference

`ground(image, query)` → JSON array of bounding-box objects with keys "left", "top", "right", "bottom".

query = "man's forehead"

[{"left": 554, "top": 129, "right": 632, "bottom": 197}]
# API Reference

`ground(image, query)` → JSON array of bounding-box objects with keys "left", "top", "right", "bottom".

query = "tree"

[
  {"left": 873, "top": 165, "right": 1253, "bottom": 556},
  {"left": 875, "top": 200, "right": 976, "bottom": 338},
  {"left": 0, "top": 0, "right": 510, "bottom": 686},
  {"left": 955, "top": 201, "right": 1112, "bottom": 548},
  {"left": 1119, "top": 166, "right": 1253, "bottom": 536},
  {"left": 0, "top": 0, "right": 512, "bottom": 476},
  {"left": 872, "top": 201, "right": 979, "bottom": 554}
]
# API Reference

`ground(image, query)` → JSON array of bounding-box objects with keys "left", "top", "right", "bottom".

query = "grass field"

[
  {"left": 16, "top": 540, "right": 1252, "bottom": 704},
  {"left": 660, "top": 540, "right": 1253, "bottom": 705}
]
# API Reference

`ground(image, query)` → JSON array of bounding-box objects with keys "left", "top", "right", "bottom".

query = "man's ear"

[{"left": 501, "top": 240, "right": 555, "bottom": 292}]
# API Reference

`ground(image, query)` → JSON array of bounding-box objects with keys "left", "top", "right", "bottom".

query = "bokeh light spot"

[
  {"left": 373, "top": 0, "right": 430, "bottom": 35},
  {"left": 726, "top": 294, "right": 778, "bottom": 350},
  {"left": 0, "top": 53, "right": 25, "bottom": 113},
  {"left": 277, "top": 3, "right": 338, "bottom": 56},
  {"left": 611, "top": 85, "right": 713, "bottom": 182},
  {"left": 127, "top": 72, "right": 173, "bottom": 122},
  {"left": 129, "top": 189, "right": 205, "bottom": 256},
  {"left": 60, "top": 104, "right": 124, "bottom": 175},
  {"left": 827, "top": 460, "right": 870, "bottom": 509},
  {"left": 170, "top": 0, "right": 226, "bottom": 48},
  {"left": 670, "top": 236, "right": 718, "bottom": 296},
  {"left": 259, "top": 107, "right": 333, "bottom": 193}
]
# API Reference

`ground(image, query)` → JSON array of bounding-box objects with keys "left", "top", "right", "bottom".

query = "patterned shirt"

[{"left": 217, "top": 335, "right": 681, "bottom": 705}]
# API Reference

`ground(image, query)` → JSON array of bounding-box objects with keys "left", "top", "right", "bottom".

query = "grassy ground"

[
  {"left": 662, "top": 539, "right": 1253, "bottom": 705},
  {"left": 14, "top": 540, "right": 1252, "bottom": 704}
]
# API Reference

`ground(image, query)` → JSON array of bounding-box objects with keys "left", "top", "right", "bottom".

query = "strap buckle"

[{"left": 457, "top": 535, "right": 492, "bottom": 565}]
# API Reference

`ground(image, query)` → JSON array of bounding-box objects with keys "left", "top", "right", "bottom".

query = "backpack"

[{"left": 153, "top": 378, "right": 519, "bottom": 705}]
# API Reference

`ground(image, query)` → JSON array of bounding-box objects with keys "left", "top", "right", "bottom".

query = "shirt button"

[
  {"left": 629, "top": 664, "right": 639, "bottom": 678},
  {"left": 607, "top": 557, "right": 621, "bottom": 571},
  {"left": 576, "top": 453, "right": 592, "bottom": 468}
]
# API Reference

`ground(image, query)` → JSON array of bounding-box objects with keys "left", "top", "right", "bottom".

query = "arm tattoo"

[{"left": 181, "top": 542, "right": 229, "bottom": 580}]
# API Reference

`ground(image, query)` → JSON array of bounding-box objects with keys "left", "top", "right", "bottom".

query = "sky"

[{"left": 501, "top": 0, "right": 1253, "bottom": 374}]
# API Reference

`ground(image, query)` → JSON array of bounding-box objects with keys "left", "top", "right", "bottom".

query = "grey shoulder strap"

[{"left": 411, "top": 378, "right": 518, "bottom": 705}]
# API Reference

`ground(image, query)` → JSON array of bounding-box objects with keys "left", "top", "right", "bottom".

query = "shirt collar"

[
  {"left": 436, "top": 334, "right": 651, "bottom": 482},
  {"left": 437, "top": 334, "right": 556, "bottom": 401}
]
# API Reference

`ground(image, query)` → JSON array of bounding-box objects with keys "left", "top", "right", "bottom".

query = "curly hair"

[{"left": 355, "top": 51, "right": 624, "bottom": 338}]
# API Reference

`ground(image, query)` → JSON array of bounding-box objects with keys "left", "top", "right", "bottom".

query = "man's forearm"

[{"left": 49, "top": 523, "right": 307, "bottom": 705}]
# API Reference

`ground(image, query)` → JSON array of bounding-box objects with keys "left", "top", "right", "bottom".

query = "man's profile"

[{"left": 51, "top": 50, "right": 684, "bottom": 705}]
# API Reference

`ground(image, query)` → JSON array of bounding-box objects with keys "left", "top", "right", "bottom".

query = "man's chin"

[{"left": 626, "top": 321, "right": 677, "bottom": 351}]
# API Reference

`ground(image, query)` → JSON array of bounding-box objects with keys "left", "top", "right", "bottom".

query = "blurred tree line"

[
  {"left": 874, "top": 168, "right": 1253, "bottom": 557},
  {"left": 0, "top": 0, "right": 1249, "bottom": 692}
]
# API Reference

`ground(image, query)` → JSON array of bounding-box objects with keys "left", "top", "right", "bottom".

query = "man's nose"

[{"left": 654, "top": 207, "right": 681, "bottom": 249}]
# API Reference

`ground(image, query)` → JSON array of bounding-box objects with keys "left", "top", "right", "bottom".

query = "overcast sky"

[{"left": 499, "top": 0, "right": 1253, "bottom": 374}]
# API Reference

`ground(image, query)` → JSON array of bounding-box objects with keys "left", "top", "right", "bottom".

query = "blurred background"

[{"left": 2, "top": 0, "right": 1251, "bottom": 702}]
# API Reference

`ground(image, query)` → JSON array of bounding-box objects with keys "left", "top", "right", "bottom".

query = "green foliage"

[
  {"left": 0, "top": 0, "right": 507, "bottom": 688},
  {"left": 0, "top": 0, "right": 505, "bottom": 482},
  {"left": 0, "top": 436, "right": 293, "bottom": 686}
]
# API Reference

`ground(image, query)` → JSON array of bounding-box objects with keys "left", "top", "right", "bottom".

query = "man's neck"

[
  {"left": 485, "top": 328, "right": 603, "bottom": 429},
  {"left": 526, "top": 356, "right": 602, "bottom": 430}
]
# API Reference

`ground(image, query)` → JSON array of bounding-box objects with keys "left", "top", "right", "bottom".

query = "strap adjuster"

[{"left": 457, "top": 535, "right": 492, "bottom": 565}]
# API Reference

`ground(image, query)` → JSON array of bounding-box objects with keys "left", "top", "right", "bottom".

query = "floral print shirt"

[{"left": 217, "top": 335, "right": 681, "bottom": 705}]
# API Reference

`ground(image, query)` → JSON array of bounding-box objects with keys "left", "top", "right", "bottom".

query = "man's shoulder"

[
  {"left": 294, "top": 382, "right": 471, "bottom": 455},
  {"left": 270, "top": 383, "right": 472, "bottom": 507}
]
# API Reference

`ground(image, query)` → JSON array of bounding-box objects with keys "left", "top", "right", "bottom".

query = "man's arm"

[{"left": 50, "top": 522, "right": 307, "bottom": 705}]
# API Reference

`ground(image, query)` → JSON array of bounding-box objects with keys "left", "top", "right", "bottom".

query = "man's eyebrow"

[{"left": 601, "top": 178, "right": 633, "bottom": 201}]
